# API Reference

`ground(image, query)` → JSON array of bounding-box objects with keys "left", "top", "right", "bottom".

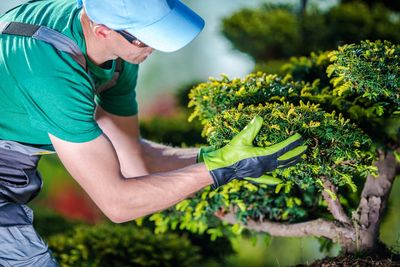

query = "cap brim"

[{"left": 125, "top": 1, "right": 204, "bottom": 52}]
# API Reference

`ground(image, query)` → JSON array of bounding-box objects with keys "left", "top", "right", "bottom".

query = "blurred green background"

[{"left": 1, "top": 0, "right": 399, "bottom": 266}]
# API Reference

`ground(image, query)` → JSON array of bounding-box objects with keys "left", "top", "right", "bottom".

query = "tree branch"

[
  {"left": 321, "top": 177, "right": 351, "bottom": 225},
  {"left": 215, "top": 210, "right": 355, "bottom": 244}
]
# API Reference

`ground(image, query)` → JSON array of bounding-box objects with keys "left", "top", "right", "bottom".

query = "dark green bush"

[
  {"left": 297, "top": 7, "right": 328, "bottom": 54},
  {"left": 280, "top": 51, "right": 332, "bottom": 88},
  {"left": 140, "top": 111, "right": 205, "bottom": 147},
  {"left": 32, "top": 208, "right": 83, "bottom": 239},
  {"left": 48, "top": 223, "right": 202, "bottom": 267},
  {"left": 222, "top": 2, "right": 400, "bottom": 62},
  {"left": 222, "top": 5, "right": 300, "bottom": 61},
  {"left": 325, "top": 2, "right": 374, "bottom": 47},
  {"left": 341, "top": 0, "right": 400, "bottom": 12},
  {"left": 32, "top": 208, "right": 233, "bottom": 266}
]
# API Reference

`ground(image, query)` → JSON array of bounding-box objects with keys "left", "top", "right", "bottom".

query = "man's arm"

[
  {"left": 139, "top": 139, "right": 199, "bottom": 173},
  {"left": 49, "top": 133, "right": 213, "bottom": 223},
  {"left": 94, "top": 106, "right": 199, "bottom": 175}
]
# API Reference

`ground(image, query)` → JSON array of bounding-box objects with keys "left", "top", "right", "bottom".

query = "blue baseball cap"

[{"left": 77, "top": 0, "right": 204, "bottom": 52}]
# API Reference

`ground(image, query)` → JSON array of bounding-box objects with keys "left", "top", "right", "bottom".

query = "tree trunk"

[
  {"left": 299, "top": 0, "right": 308, "bottom": 17},
  {"left": 343, "top": 150, "right": 399, "bottom": 252}
]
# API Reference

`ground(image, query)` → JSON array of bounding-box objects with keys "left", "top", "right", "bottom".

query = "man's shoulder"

[{"left": 0, "top": 0, "right": 78, "bottom": 24}]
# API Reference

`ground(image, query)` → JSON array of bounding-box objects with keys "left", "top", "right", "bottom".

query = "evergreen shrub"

[
  {"left": 327, "top": 40, "right": 400, "bottom": 118},
  {"left": 279, "top": 51, "right": 331, "bottom": 88},
  {"left": 222, "top": 5, "right": 300, "bottom": 61},
  {"left": 48, "top": 223, "right": 202, "bottom": 267},
  {"left": 150, "top": 40, "right": 399, "bottom": 241},
  {"left": 260, "top": 41, "right": 400, "bottom": 142},
  {"left": 222, "top": 2, "right": 400, "bottom": 62},
  {"left": 33, "top": 208, "right": 83, "bottom": 239},
  {"left": 140, "top": 112, "right": 205, "bottom": 147}
]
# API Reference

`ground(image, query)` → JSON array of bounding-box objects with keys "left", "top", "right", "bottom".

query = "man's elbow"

[
  {"left": 99, "top": 196, "right": 146, "bottom": 223},
  {"left": 104, "top": 210, "right": 129, "bottom": 224},
  {"left": 101, "top": 206, "right": 140, "bottom": 223}
]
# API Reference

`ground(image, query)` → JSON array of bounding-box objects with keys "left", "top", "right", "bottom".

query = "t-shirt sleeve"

[
  {"left": 19, "top": 75, "right": 102, "bottom": 143},
  {"left": 95, "top": 62, "right": 139, "bottom": 116}
]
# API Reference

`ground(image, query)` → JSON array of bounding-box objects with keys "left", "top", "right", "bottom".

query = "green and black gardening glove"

[{"left": 202, "top": 116, "right": 307, "bottom": 189}]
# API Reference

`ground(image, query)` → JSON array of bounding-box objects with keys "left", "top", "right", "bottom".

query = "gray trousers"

[{"left": 0, "top": 141, "right": 58, "bottom": 266}]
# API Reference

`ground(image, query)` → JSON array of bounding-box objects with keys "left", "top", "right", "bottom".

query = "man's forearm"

[
  {"left": 140, "top": 139, "right": 199, "bottom": 173},
  {"left": 113, "top": 163, "right": 212, "bottom": 222}
]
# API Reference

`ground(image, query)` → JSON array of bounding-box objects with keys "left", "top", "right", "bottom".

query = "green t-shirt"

[{"left": 0, "top": 0, "right": 139, "bottom": 148}]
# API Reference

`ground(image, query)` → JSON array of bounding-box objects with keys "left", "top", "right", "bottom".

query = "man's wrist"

[{"left": 196, "top": 146, "right": 214, "bottom": 163}]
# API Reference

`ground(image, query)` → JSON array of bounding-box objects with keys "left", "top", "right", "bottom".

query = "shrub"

[
  {"left": 327, "top": 40, "right": 400, "bottom": 142},
  {"left": 32, "top": 207, "right": 83, "bottom": 239},
  {"left": 188, "top": 73, "right": 321, "bottom": 125},
  {"left": 222, "top": 2, "right": 400, "bottom": 62},
  {"left": 277, "top": 41, "right": 400, "bottom": 142},
  {"left": 327, "top": 40, "right": 400, "bottom": 116},
  {"left": 222, "top": 5, "right": 300, "bottom": 61},
  {"left": 279, "top": 51, "right": 332, "bottom": 89},
  {"left": 151, "top": 40, "right": 399, "bottom": 253},
  {"left": 140, "top": 111, "right": 205, "bottom": 147},
  {"left": 157, "top": 73, "right": 376, "bottom": 238},
  {"left": 324, "top": 2, "right": 374, "bottom": 47},
  {"left": 341, "top": 0, "right": 400, "bottom": 13},
  {"left": 48, "top": 223, "right": 202, "bottom": 267}
]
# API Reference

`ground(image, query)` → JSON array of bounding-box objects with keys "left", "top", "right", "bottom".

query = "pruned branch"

[
  {"left": 215, "top": 210, "right": 355, "bottom": 244},
  {"left": 321, "top": 177, "right": 351, "bottom": 225}
]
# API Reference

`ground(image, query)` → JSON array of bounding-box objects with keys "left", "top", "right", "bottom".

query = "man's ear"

[{"left": 93, "top": 24, "right": 113, "bottom": 39}]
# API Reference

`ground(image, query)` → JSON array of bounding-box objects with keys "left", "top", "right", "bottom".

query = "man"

[{"left": 0, "top": 0, "right": 306, "bottom": 265}]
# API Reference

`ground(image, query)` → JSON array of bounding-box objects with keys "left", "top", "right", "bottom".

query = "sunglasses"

[{"left": 117, "top": 30, "right": 149, "bottom": 48}]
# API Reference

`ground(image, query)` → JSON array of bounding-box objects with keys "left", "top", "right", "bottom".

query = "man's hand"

[{"left": 203, "top": 116, "right": 307, "bottom": 189}]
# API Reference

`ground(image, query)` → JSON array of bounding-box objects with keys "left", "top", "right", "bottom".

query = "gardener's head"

[{"left": 78, "top": 0, "right": 204, "bottom": 63}]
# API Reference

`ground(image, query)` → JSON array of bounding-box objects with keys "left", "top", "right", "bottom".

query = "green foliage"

[
  {"left": 140, "top": 112, "right": 205, "bottom": 147},
  {"left": 48, "top": 223, "right": 202, "bottom": 267},
  {"left": 324, "top": 2, "right": 374, "bottom": 46},
  {"left": 206, "top": 102, "right": 374, "bottom": 191},
  {"left": 175, "top": 81, "right": 203, "bottom": 109},
  {"left": 154, "top": 74, "right": 376, "bottom": 238},
  {"left": 327, "top": 40, "right": 400, "bottom": 115},
  {"left": 222, "top": 5, "right": 300, "bottom": 61},
  {"left": 341, "top": 0, "right": 400, "bottom": 12},
  {"left": 255, "top": 59, "right": 289, "bottom": 75},
  {"left": 222, "top": 2, "right": 400, "bottom": 62},
  {"left": 151, "top": 40, "right": 400, "bottom": 241},
  {"left": 274, "top": 41, "right": 400, "bottom": 143},
  {"left": 327, "top": 40, "right": 400, "bottom": 142},
  {"left": 32, "top": 208, "right": 83, "bottom": 239},
  {"left": 280, "top": 51, "right": 332, "bottom": 88},
  {"left": 188, "top": 73, "right": 320, "bottom": 125}
]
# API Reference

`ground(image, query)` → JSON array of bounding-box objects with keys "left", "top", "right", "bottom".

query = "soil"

[
  {"left": 298, "top": 254, "right": 400, "bottom": 266},
  {"left": 296, "top": 246, "right": 400, "bottom": 267}
]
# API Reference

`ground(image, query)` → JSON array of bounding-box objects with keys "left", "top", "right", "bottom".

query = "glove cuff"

[
  {"left": 209, "top": 167, "right": 237, "bottom": 190},
  {"left": 196, "top": 146, "right": 214, "bottom": 163}
]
